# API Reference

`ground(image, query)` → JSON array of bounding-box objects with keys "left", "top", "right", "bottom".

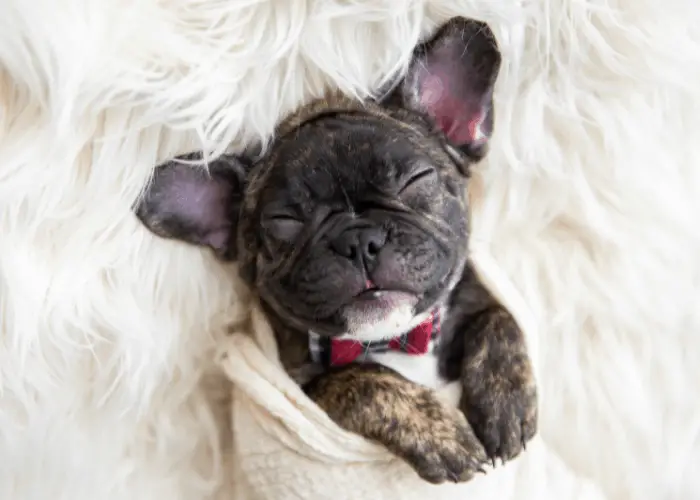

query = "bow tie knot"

[{"left": 308, "top": 310, "right": 441, "bottom": 368}]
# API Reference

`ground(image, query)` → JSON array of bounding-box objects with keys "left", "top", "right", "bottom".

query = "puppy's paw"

[
  {"left": 458, "top": 307, "right": 538, "bottom": 466},
  {"left": 461, "top": 375, "right": 537, "bottom": 466},
  {"left": 396, "top": 400, "right": 489, "bottom": 484},
  {"left": 304, "top": 363, "right": 488, "bottom": 484}
]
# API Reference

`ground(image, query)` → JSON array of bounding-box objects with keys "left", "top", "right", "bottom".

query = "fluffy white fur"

[{"left": 1, "top": 0, "right": 699, "bottom": 499}]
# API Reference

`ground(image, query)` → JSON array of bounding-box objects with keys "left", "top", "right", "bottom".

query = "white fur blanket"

[{"left": 1, "top": 0, "right": 700, "bottom": 499}]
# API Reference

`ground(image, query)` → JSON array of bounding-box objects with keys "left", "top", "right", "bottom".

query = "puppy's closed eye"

[
  {"left": 399, "top": 165, "right": 438, "bottom": 197},
  {"left": 262, "top": 211, "right": 304, "bottom": 242}
]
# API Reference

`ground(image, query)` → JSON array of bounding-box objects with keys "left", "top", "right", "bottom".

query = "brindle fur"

[
  {"left": 134, "top": 17, "right": 537, "bottom": 483},
  {"left": 440, "top": 265, "right": 538, "bottom": 464},
  {"left": 304, "top": 363, "right": 488, "bottom": 484}
]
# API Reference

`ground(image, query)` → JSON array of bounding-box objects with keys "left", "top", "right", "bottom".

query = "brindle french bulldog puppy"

[{"left": 134, "top": 17, "right": 537, "bottom": 484}]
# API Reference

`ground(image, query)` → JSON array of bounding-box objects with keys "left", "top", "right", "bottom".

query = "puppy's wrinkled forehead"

[{"left": 260, "top": 111, "right": 429, "bottom": 206}]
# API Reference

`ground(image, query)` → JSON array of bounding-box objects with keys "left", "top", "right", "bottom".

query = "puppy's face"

[
  {"left": 246, "top": 108, "right": 471, "bottom": 340},
  {"left": 135, "top": 18, "right": 501, "bottom": 341}
]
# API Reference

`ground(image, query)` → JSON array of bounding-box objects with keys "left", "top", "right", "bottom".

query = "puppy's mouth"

[
  {"left": 355, "top": 280, "right": 381, "bottom": 299},
  {"left": 349, "top": 281, "right": 418, "bottom": 315}
]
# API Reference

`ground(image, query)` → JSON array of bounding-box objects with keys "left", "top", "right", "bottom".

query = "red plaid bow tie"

[{"left": 308, "top": 310, "right": 441, "bottom": 368}]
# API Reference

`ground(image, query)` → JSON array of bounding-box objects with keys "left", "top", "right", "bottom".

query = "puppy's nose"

[{"left": 330, "top": 226, "right": 387, "bottom": 263}]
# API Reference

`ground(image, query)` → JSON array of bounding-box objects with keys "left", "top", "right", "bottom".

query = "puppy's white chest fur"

[
  {"left": 338, "top": 306, "right": 449, "bottom": 390},
  {"left": 367, "top": 346, "right": 445, "bottom": 389}
]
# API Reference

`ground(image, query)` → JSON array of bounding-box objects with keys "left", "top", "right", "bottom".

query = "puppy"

[{"left": 135, "top": 17, "right": 537, "bottom": 484}]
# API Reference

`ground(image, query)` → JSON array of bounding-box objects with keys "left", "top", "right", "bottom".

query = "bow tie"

[{"left": 308, "top": 310, "right": 441, "bottom": 368}]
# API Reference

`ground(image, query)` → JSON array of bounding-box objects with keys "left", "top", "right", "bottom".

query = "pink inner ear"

[
  {"left": 164, "top": 171, "right": 232, "bottom": 250},
  {"left": 419, "top": 67, "right": 487, "bottom": 148},
  {"left": 175, "top": 179, "right": 227, "bottom": 220}
]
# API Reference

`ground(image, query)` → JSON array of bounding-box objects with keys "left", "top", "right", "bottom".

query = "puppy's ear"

[
  {"left": 388, "top": 17, "right": 501, "bottom": 160},
  {"left": 134, "top": 152, "right": 249, "bottom": 260}
]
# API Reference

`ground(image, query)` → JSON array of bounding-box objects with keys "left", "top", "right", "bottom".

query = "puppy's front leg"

[
  {"left": 442, "top": 264, "right": 538, "bottom": 465},
  {"left": 304, "top": 363, "right": 488, "bottom": 484}
]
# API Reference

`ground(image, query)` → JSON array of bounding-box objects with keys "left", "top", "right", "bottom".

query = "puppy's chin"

[{"left": 339, "top": 290, "right": 420, "bottom": 342}]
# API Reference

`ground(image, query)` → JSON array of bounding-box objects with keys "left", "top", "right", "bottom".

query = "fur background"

[{"left": 1, "top": 0, "right": 699, "bottom": 499}]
